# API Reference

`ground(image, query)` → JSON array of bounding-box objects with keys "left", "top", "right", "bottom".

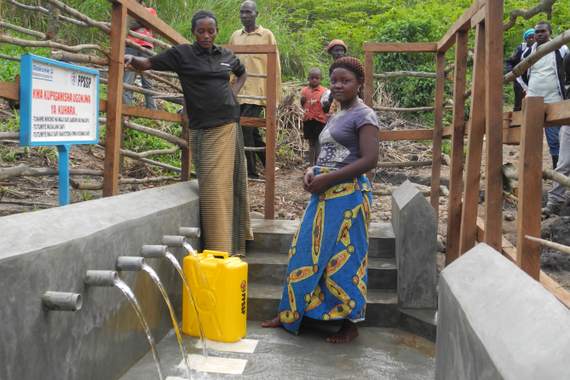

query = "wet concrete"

[{"left": 119, "top": 321, "right": 435, "bottom": 380}]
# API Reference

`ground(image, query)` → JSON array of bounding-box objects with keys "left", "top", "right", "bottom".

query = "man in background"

[
  {"left": 230, "top": 1, "right": 282, "bottom": 179},
  {"left": 123, "top": 0, "right": 158, "bottom": 112},
  {"left": 505, "top": 29, "right": 535, "bottom": 111}
]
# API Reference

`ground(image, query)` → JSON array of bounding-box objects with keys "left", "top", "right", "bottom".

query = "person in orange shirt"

[
  {"left": 301, "top": 68, "right": 328, "bottom": 166},
  {"left": 123, "top": 0, "right": 158, "bottom": 111}
]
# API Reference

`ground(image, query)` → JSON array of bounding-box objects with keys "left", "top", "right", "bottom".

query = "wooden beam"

[
  {"left": 505, "top": 100, "right": 570, "bottom": 128},
  {"left": 106, "top": 0, "right": 190, "bottom": 45},
  {"left": 476, "top": 218, "right": 570, "bottom": 309},
  {"left": 219, "top": 44, "right": 277, "bottom": 54},
  {"left": 364, "top": 51, "right": 374, "bottom": 107},
  {"left": 503, "top": 126, "right": 521, "bottom": 144},
  {"left": 264, "top": 51, "right": 277, "bottom": 220},
  {"left": 99, "top": 100, "right": 182, "bottom": 122},
  {"left": 102, "top": 2, "right": 127, "bottom": 197},
  {"left": 180, "top": 100, "right": 191, "bottom": 181},
  {"left": 363, "top": 42, "right": 437, "bottom": 53},
  {"left": 430, "top": 52, "right": 446, "bottom": 217},
  {"left": 378, "top": 129, "right": 436, "bottom": 141},
  {"left": 470, "top": 5, "right": 486, "bottom": 28},
  {"left": 516, "top": 96, "right": 544, "bottom": 280},
  {"left": 240, "top": 117, "right": 266, "bottom": 129},
  {"left": 483, "top": 0, "right": 504, "bottom": 252},
  {"left": 437, "top": 0, "right": 485, "bottom": 52},
  {"left": 445, "top": 31, "right": 468, "bottom": 265},
  {"left": 0, "top": 80, "right": 19, "bottom": 101},
  {"left": 460, "top": 23, "right": 486, "bottom": 255}
]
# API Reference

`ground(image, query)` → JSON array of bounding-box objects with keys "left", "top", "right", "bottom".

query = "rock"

[
  {"left": 437, "top": 234, "right": 446, "bottom": 252},
  {"left": 250, "top": 211, "right": 265, "bottom": 219},
  {"left": 277, "top": 210, "right": 286, "bottom": 217},
  {"left": 504, "top": 212, "right": 515, "bottom": 221}
]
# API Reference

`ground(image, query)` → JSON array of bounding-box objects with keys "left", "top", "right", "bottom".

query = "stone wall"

[
  {"left": 435, "top": 243, "right": 570, "bottom": 380},
  {"left": 0, "top": 182, "right": 201, "bottom": 380}
]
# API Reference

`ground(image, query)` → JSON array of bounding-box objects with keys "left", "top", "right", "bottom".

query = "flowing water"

[
  {"left": 114, "top": 277, "right": 164, "bottom": 380},
  {"left": 165, "top": 249, "right": 208, "bottom": 357},
  {"left": 182, "top": 242, "right": 223, "bottom": 342},
  {"left": 141, "top": 263, "right": 192, "bottom": 380}
]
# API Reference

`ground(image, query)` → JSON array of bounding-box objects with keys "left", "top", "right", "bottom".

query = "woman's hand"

[
  {"left": 302, "top": 167, "right": 315, "bottom": 191},
  {"left": 306, "top": 172, "right": 331, "bottom": 194},
  {"left": 124, "top": 55, "right": 152, "bottom": 71},
  {"left": 124, "top": 55, "right": 134, "bottom": 69}
]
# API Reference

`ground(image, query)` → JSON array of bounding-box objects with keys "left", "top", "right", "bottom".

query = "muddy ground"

[{"left": 1, "top": 101, "right": 569, "bottom": 290}]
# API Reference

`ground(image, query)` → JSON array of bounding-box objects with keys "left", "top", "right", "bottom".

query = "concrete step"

[
  {"left": 243, "top": 252, "right": 397, "bottom": 291},
  {"left": 247, "top": 219, "right": 395, "bottom": 259},
  {"left": 398, "top": 308, "right": 437, "bottom": 342},
  {"left": 246, "top": 283, "right": 399, "bottom": 328}
]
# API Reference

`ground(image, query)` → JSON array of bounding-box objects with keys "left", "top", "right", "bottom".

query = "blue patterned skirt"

[{"left": 277, "top": 167, "right": 372, "bottom": 335}]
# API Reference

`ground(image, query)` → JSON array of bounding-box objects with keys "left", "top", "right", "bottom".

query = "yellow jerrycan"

[{"left": 182, "top": 250, "right": 248, "bottom": 343}]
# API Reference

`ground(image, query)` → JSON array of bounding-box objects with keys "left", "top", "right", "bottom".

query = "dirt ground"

[{"left": 2, "top": 100, "right": 570, "bottom": 291}]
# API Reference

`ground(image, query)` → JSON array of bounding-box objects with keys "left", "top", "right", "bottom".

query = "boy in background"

[{"left": 301, "top": 68, "right": 328, "bottom": 166}]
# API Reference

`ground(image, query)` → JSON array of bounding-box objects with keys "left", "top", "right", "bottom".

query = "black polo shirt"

[{"left": 149, "top": 42, "right": 246, "bottom": 129}]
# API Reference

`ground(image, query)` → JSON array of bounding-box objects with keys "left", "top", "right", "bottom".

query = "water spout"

[
  {"left": 116, "top": 256, "right": 145, "bottom": 271},
  {"left": 162, "top": 235, "right": 186, "bottom": 247},
  {"left": 141, "top": 245, "right": 167, "bottom": 259},
  {"left": 42, "top": 291, "right": 82, "bottom": 311},
  {"left": 84, "top": 270, "right": 118, "bottom": 287},
  {"left": 179, "top": 227, "right": 201, "bottom": 239}
]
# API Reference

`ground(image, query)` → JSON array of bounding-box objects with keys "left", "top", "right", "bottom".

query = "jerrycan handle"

[{"left": 202, "top": 250, "right": 229, "bottom": 259}]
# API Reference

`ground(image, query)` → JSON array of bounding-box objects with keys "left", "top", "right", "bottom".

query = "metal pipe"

[
  {"left": 140, "top": 245, "right": 167, "bottom": 258},
  {"left": 42, "top": 291, "right": 83, "bottom": 311},
  {"left": 117, "top": 256, "right": 145, "bottom": 271},
  {"left": 162, "top": 235, "right": 186, "bottom": 247},
  {"left": 179, "top": 227, "right": 201, "bottom": 238},
  {"left": 84, "top": 270, "right": 118, "bottom": 287}
]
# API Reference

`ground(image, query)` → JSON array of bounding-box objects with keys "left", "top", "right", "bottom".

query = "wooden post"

[
  {"left": 102, "top": 2, "right": 127, "bottom": 197},
  {"left": 264, "top": 51, "right": 277, "bottom": 220},
  {"left": 445, "top": 31, "right": 468, "bottom": 265},
  {"left": 459, "top": 23, "right": 486, "bottom": 255},
  {"left": 484, "top": 0, "right": 504, "bottom": 251},
  {"left": 180, "top": 100, "right": 191, "bottom": 181},
  {"left": 430, "top": 52, "right": 446, "bottom": 217},
  {"left": 364, "top": 51, "right": 374, "bottom": 108},
  {"left": 516, "top": 96, "right": 544, "bottom": 280}
]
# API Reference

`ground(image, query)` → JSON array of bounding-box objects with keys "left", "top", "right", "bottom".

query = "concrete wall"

[
  {"left": 435, "top": 243, "right": 570, "bottom": 380},
  {"left": 0, "top": 182, "right": 201, "bottom": 380},
  {"left": 391, "top": 180, "right": 437, "bottom": 309}
]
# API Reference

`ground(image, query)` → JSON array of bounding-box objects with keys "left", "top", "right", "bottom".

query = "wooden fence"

[{"left": 364, "top": 0, "right": 570, "bottom": 307}]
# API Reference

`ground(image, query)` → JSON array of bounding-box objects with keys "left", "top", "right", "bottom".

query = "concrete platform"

[{"left": 119, "top": 321, "right": 435, "bottom": 380}]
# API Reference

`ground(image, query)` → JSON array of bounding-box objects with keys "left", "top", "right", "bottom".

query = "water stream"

[
  {"left": 141, "top": 263, "right": 192, "bottom": 380},
  {"left": 182, "top": 242, "right": 223, "bottom": 342},
  {"left": 165, "top": 249, "right": 208, "bottom": 357},
  {"left": 113, "top": 277, "right": 165, "bottom": 380}
]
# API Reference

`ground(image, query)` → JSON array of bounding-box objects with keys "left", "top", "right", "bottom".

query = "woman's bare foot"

[
  {"left": 261, "top": 316, "right": 282, "bottom": 328},
  {"left": 326, "top": 320, "right": 359, "bottom": 343}
]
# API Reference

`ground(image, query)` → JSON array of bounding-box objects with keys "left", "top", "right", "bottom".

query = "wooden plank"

[
  {"left": 459, "top": 23, "right": 486, "bottom": 255},
  {"left": 516, "top": 96, "right": 544, "bottom": 280},
  {"left": 430, "top": 52, "right": 446, "bottom": 216},
  {"left": 0, "top": 80, "right": 19, "bottom": 101},
  {"left": 102, "top": 2, "right": 127, "bottom": 197},
  {"left": 437, "top": 0, "right": 485, "bottom": 52},
  {"left": 545, "top": 99, "right": 570, "bottom": 127},
  {"left": 503, "top": 126, "right": 521, "bottom": 144},
  {"left": 106, "top": 0, "right": 190, "bottom": 46},
  {"left": 364, "top": 51, "right": 374, "bottom": 107},
  {"left": 240, "top": 117, "right": 266, "bottom": 129},
  {"left": 476, "top": 218, "right": 570, "bottom": 309},
  {"left": 99, "top": 99, "right": 182, "bottom": 122},
  {"left": 180, "top": 100, "right": 191, "bottom": 181},
  {"left": 378, "top": 129, "right": 435, "bottom": 141},
  {"left": 264, "top": 52, "right": 277, "bottom": 220},
  {"left": 445, "top": 31, "right": 468, "bottom": 265},
  {"left": 363, "top": 42, "right": 438, "bottom": 53},
  {"left": 483, "top": 0, "right": 504, "bottom": 252},
  {"left": 470, "top": 5, "right": 486, "bottom": 28},
  {"left": 219, "top": 44, "right": 277, "bottom": 54}
]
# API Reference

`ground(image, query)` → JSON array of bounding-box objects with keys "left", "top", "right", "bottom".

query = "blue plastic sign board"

[{"left": 19, "top": 54, "right": 99, "bottom": 146}]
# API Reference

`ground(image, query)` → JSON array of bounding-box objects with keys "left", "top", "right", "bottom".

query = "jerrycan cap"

[{"left": 203, "top": 250, "right": 229, "bottom": 259}]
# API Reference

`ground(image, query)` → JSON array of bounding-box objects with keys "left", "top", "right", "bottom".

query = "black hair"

[
  {"left": 191, "top": 9, "right": 218, "bottom": 29},
  {"left": 308, "top": 67, "right": 322, "bottom": 76},
  {"left": 535, "top": 21, "right": 552, "bottom": 32},
  {"left": 329, "top": 57, "right": 365, "bottom": 80}
]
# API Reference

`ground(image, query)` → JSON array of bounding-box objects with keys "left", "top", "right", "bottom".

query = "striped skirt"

[
  {"left": 277, "top": 167, "right": 372, "bottom": 335},
  {"left": 189, "top": 122, "right": 253, "bottom": 256}
]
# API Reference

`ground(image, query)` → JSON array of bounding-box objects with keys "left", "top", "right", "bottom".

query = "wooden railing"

[{"left": 363, "top": 0, "right": 570, "bottom": 308}]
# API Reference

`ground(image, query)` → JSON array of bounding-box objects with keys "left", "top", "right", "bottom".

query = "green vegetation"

[{"left": 1, "top": 0, "right": 568, "bottom": 162}]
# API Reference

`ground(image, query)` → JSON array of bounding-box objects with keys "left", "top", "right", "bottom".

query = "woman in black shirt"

[{"left": 124, "top": 9, "right": 252, "bottom": 255}]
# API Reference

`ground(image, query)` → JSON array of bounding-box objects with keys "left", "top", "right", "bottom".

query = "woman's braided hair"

[
  {"left": 328, "top": 57, "right": 365, "bottom": 80},
  {"left": 191, "top": 9, "right": 218, "bottom": 29}
]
